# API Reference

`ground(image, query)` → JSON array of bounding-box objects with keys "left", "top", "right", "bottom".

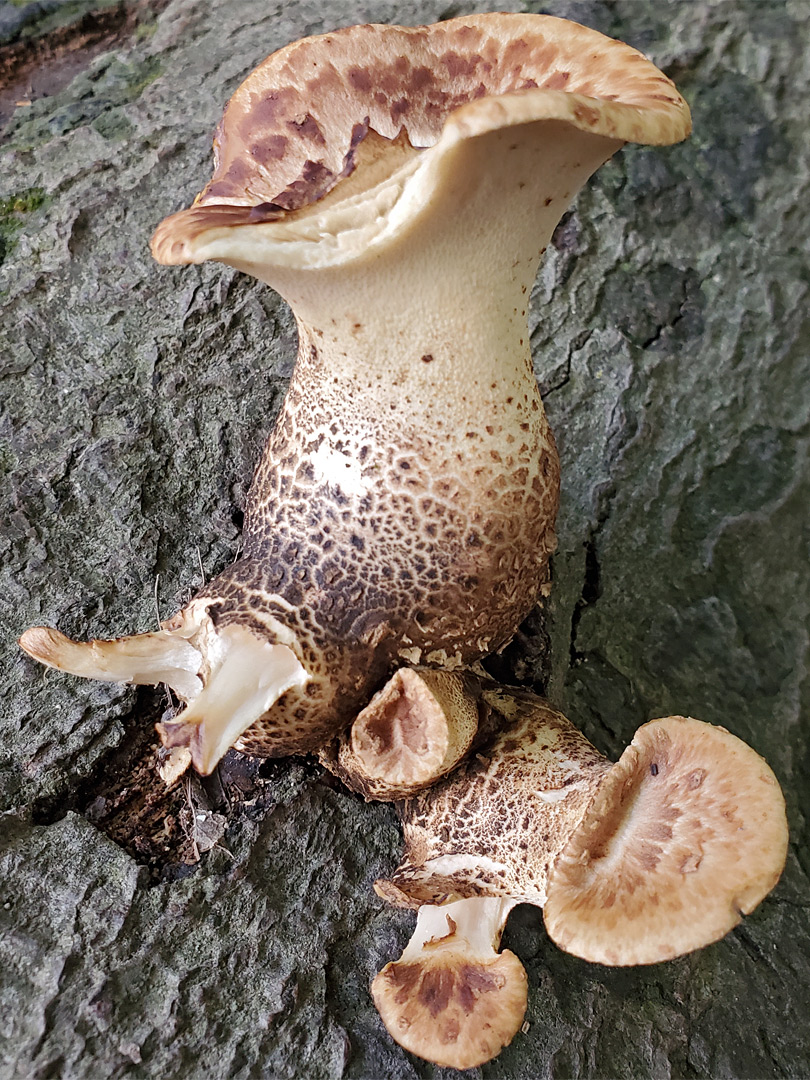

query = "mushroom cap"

[
  {"left": 371, "top": 899, "right": 527, "bottom": 1069},
  {"left": 372, "top": 950, "right": 527, "bottom": 1069},
  {"left": 152, "top": 13, "right": 690, "bottom": 266},
  {"left": 330, "top": 667, "right": 482, "bottom": 800},
  {"left": 543, "top": 716, "right": 789, "bottom": 966}
]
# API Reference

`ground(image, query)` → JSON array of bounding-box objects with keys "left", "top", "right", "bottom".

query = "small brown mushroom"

[
  {"left": 371, "top": 896, "right": 527, "bottom": 1071},
  {"left": 370, "top": 685, "right": 787, "bottom": 1063}
]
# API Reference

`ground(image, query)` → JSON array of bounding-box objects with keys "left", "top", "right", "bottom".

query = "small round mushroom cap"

[
  {"left": 543, "top": 716, "right": 789, "bottom": 966},
  {"left": 371, "top": 899, "right": 527, "bottom": 1069},
  {"left": 332, "top": 667, "right": 481, "bottom": 800},
  {"left": 152, "top": 13, "right": 691, "bottom": 266}
]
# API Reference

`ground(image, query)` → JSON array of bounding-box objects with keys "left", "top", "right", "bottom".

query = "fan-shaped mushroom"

[
  {"left": 369, "top": 683, "right": 787, "bottom": 1065},
  {"left": 20, "top": 15, "right": 690, "bottom": 773}
]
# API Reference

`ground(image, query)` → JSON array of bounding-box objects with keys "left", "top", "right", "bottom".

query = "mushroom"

[
  {"left": 19, "top": 15, "right": 691, "bottom": 774},
  {"left": 323, "top": 666, "right": 489, "bottom": 801},
  {"left": 372, "top": 895, "right": 527, "bottom": 1070},
  {"left": 370, "top": 684, "right": 788, "bottom": 1066}
]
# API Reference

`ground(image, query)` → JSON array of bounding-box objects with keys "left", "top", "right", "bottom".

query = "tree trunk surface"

[{"left": 1, "top": 1, "right": 808, "bottom": 1077}]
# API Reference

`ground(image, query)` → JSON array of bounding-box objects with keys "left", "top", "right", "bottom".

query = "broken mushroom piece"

[
  {"left": 373, "top": 688, "right": 787, "bottom": 1064},
  {"left": 20, "top": 14, "right": 691, "bottom": 773},
  {"left": 324, "top": 666, "right": 486, "bottom": 800},
  {"left": 372, "top": 896, "right": 527, "bottom": 1070}
]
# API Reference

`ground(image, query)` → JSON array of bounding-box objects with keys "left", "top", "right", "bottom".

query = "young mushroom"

[
  {"left": 370, "top": 685, "right": 788, "bottom": 1067},
  {"left": 19, "top": 15, "right": 690, "bottom": 773},
  {"left": 323, "top": 666, "right": 488, "bottom": 801},
  {"left": 373, "top": 895, "right": 527, "bottom": 1070}
]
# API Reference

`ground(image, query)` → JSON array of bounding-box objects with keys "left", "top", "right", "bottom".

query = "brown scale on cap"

[
  {"left": 366, "top": 682, "right": 787, "bottom": 1064},
  {"left": 153, "top": 13, "right": 690, "bottom": 237},
  {"left": 20, "top": 15, "right": 690, "bottom": 774}
]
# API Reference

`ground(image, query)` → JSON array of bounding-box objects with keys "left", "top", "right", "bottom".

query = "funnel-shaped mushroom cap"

[
  {"left": 544, "top": 716, "right": 789, "bottom": 966},
  {"left": 371, "top": 897, "right": 526, "bottom": 1069},
  {"left": 152, "top": 13, "right": 690, "bottom": 268}
]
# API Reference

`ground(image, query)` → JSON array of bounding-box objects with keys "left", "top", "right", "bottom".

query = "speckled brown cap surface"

[
  {"left": 370, "top": 897, "right": 527, "bottom": 1069},
  {"left": 152, "top": 13, "right": 691, "bottom": 263}
]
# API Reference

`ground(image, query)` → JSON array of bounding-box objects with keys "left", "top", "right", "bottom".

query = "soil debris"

[{"left": 29, "top": 685, "right": 324, "bottom": 882}]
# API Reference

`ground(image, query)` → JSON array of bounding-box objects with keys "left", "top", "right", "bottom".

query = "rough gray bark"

[{"left": 1, "top": 1, "right": 808, "bottom": 1077}]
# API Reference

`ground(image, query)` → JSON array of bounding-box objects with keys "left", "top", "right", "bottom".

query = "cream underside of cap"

[
  {"left": 186, "top": 10, "right": 690, "bottom": 225},
  {"left": 160, "top": 97, "right": 639, "bottom": 272},
  {"left": 155, "top": 10, "right": 693, "bottom": 274},
  {"left": 544, "top": 716, "right": 789, "bottom": 965}
]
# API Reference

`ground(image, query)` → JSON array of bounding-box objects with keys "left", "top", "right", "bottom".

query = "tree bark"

[{"left": 1, "top": 1, "right": 808, "bottom": 1077}]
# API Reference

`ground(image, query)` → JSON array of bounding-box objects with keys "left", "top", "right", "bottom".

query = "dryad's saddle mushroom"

[
  {"left": 360, "top": 676, "right": 788, "bottom": 1068},
  {"left": 19, "top": 15, "right": 691, "bottom": 773}
]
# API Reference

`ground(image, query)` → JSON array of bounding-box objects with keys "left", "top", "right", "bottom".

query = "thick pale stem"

[
  {"left": 205, "top": 121, "right": 622, "bottom": 422},
  {"left": 171, "top": 125, "right": 622, "bottom": 549},
  {"left": 381, "top": 689, "right": 611, "bottom": 907},
  {"left": 401, "top": 896, "right": 517, "bottom": 960}
]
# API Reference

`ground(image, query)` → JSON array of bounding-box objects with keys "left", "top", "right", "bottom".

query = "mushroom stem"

[
  {"left": 379, "top": 688, "right": 613, "bottom": 908},
  {"left": 19, "top": 14, "right": 691, "bottom": 769},
  {"left": 371, "top": 896, "right": 527, "bottom": 1070}
]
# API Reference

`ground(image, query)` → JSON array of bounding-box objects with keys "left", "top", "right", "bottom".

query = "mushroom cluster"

[
  {"left": 15, "top": 10, "right": 788, "bottom": 1073},
  {"left": 345, "top": 676, "right": 788, "bottom": 1067}
]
